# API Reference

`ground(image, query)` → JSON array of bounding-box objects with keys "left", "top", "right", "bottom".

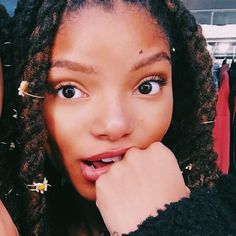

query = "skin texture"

[
  {"left": 0, "top": 201, "right": 19, "bottom": 236},
  {"left": 44, "top": 3, "right": 189, "bottom": 234},
  {"left": 96, "top": 142, "right": 189, "bottom": 234}
]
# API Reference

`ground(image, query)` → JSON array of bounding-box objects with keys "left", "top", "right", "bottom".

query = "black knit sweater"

[{"left": 125, "top": 174, "right": 236, "bottom": 236}]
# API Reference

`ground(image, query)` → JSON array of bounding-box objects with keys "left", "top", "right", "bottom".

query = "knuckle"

[
  {"left": 149, "top": 141, "right": 163, "bottom": 150},
  {"left": 149, "top": 142, "right": 172, "bottom": 155},
  {"left": 96, "top": 174, "right": 106, "bottom": 189},
  {"left": 125, "top": 146, "right": 140, "bottom": 156}
]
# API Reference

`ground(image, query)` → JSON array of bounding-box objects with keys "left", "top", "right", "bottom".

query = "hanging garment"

[{"left": 213, "top": 68, "right": 230, "bottom": 174}]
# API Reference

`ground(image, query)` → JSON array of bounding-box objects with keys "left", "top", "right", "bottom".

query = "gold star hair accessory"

[
  {"left": 18, "top": 81, "right": 44, "bottom": 99},
  {"left": 185, "top": 163, "right": 193, "bottom": 171},
  {"left": 12, "top": 109, "right": 18, "bottom": 119},
  {"left": 0, "top": 141, "right": 16, "bottom": 150},
  {"left": 9, "top": 142, "right": 15, "bottom": 150},
  {"left": 26, "top": 177, "right": 51, "bottom": 194}
]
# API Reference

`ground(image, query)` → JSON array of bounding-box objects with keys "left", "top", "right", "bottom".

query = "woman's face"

[
  {"left": 44, "top": 3, "right": 173, "bottom": 201},
  {"left": 0, "top": 59, "right": 3, "bottom": 117}
]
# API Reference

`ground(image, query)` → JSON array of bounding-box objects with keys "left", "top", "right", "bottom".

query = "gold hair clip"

[
  {"left": 18, "top": 81, "right": 44, "bottom": 99},
  {"left": 4, "top": 188, "right": 13, "bottom": 198},
  {"left": 26, "top": 177, "right": 51, "bottom": 194},
  {"left": 0, "top": 141, "right": 7, "bottom": 145},
  {"left": 2, "top": 41, "right": 12, "bottom": 45},
  {"left": 200, "top": 120, "right": 215, "bottom": 125}
]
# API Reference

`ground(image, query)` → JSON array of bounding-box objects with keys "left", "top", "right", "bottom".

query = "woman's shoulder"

[
  {"left": 0, "top": 200, "right": 19, "bottom": 236},
  {"left": 126, "top": 174, "right": 236, "bottom": 236}
]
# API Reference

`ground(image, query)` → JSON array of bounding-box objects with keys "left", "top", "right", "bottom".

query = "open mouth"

[
  {"left": 84, "top": 156, "right": 123, "bottom": 169},
  {"left": 80, "top": 149, "right": 129, "bottom": 182}
]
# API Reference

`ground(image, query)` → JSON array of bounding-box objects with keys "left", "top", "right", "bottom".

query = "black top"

[{"left": 126, "top": 175, "right": 236, "bottom": 236}]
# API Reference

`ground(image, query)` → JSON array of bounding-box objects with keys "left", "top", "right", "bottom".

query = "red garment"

[{"left": 213, "top": 69, "right": 230, "bottom": 174}]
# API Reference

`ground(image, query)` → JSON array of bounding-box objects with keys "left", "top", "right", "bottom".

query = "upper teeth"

[{"left": 101, "top": 156, "right": 122, "bottom": 163}]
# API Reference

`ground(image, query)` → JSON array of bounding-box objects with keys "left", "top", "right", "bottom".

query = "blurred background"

[
  {"left": 182, "top": 0, "right": 236, "bottom": 64},
  {"left": 0, "top": 0, "right": 16, "bottom": 16}
]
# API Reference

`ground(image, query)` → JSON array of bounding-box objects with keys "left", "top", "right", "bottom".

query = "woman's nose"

[{"left": 90, "top": 96, "right": 134, "bottom": 141}]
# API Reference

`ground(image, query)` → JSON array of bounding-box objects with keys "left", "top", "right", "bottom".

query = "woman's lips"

[
  {"left": 80, "top": 161, "right": 114, "bottom": 182},
  {"left": 80, "top": 148, "right": 129, "bottom": 182}
]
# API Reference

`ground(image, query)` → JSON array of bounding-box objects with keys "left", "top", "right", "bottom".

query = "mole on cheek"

[{"left": 139, "top": 50, "right": 143, "bottom": 54}]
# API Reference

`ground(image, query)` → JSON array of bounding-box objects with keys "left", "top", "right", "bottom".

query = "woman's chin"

[{"left": 76, "top": 185, "right": 97, "bottom": 202}]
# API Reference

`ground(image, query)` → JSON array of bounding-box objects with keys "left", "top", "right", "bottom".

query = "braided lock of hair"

[
  {"left": 0, "top": 3, "right": 23, "bottom": 231},
  {"left": 14, "top": 1, "right": 67, "bottom": 235},
  {"left": 13, "top": 0, "right": 220, "bottom": 234},
  {"left": 160, "top": 0, "right": 219, "bottom": 188}
]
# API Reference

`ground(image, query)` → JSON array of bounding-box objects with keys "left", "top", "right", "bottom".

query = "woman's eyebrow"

[
  {"left": 131, "top": 51, "right": 171, "bottom": 72},
  {"left": 51, "top": 60, "right": 97, "bottom": 74}
]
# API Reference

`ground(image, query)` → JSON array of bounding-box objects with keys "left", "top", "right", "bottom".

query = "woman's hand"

[
  {"left": 0, "top": 201, "right": 19, "bottom": 236},
  {"left": 96, "top": 142, "right": 189, "bottom": 235}
]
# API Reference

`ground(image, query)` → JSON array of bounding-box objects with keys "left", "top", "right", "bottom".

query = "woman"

[{"left": 10, "top": 0, "right": 236, "bottom": 235}]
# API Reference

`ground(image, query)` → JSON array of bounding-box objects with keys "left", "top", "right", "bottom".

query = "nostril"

[
  {"left": 91, "top": 125, "right": 133, "bottom": 141},
  {"left": 90, "top": 108, "right": 133, "bottom": 141}
]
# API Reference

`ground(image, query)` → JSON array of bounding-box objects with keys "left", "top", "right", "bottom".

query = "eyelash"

[
  {"left": 48, "top": 82, "right": 87, "bottom": 98},
  {"left": 55, "top": 82, "right": 77, "bottom": 91},
  {"left": 47, "top": 76, "right": 167, "bottom": 98},
  {"left": 137, "top": 76, "right": 166, "bottom": 87},
  {"left": 134, "top": 76, "right": 167, "bottom": 95},
  {"left": 48, "top": 81, "right": 77, "bottom": 92}
]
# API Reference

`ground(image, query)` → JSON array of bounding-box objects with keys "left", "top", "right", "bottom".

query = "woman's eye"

[
  {"left": 57, "top": 85, "right": 85, "bottom": 99},
  {"left": 136, "top": 79, "right": 164, "bottom": 95}
]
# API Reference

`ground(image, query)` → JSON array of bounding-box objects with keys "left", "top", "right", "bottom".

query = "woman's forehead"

[
  {"left": 58, "top": 2, "right": 169, "bottom": 48},
  {"left": 52, "top": 3, "right": 170, "bottom": 68},
  {"left": 62, "top": 1, "right": 160, "bottom": 32}
]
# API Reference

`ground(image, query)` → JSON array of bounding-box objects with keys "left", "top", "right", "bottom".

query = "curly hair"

[
  {"left": 12, "top": 0, "right": 220, "bottom": 234},
  {"left": 0, "top": 2, "right": 21, "bottom": 231}
]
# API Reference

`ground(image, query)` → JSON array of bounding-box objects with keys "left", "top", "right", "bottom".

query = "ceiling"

[{"left": 182, "top": 0, "right": 236, "bottom": 10}]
